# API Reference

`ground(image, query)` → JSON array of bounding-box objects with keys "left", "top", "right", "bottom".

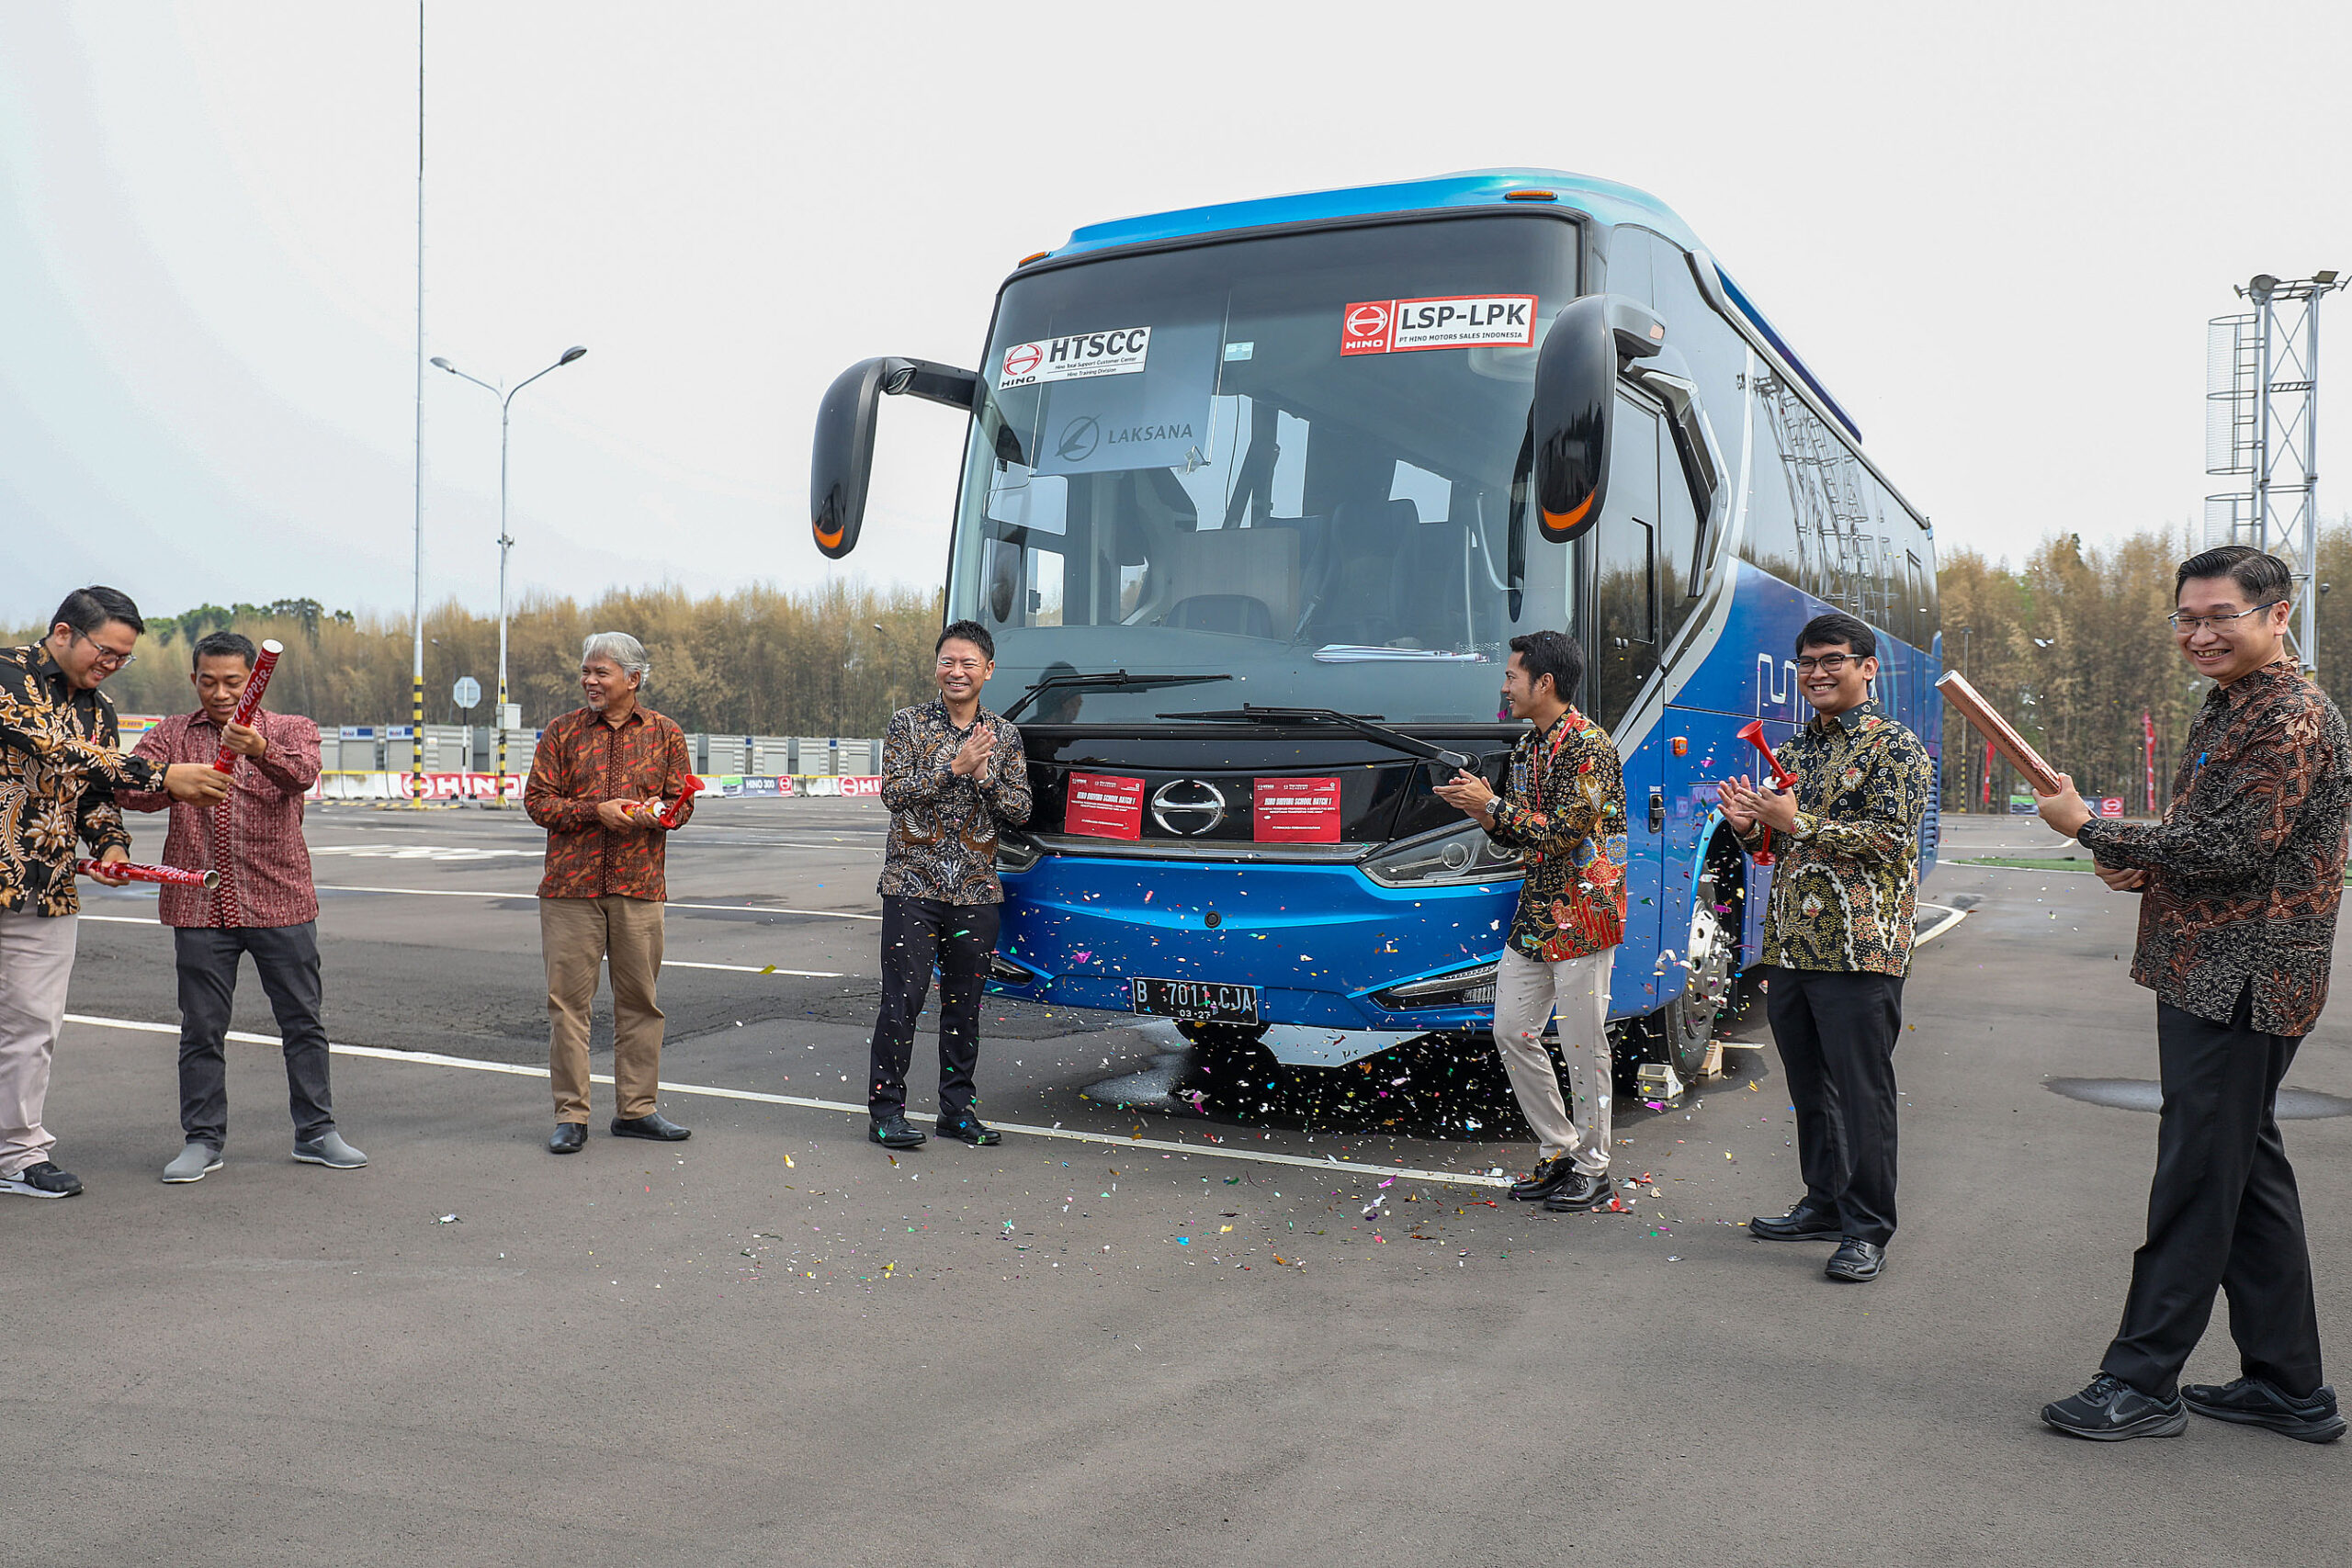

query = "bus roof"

[{"left": 1041, "top": 168, "right": 1863, "bottom": 445}]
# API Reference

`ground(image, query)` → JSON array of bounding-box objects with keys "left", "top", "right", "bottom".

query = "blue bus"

[{"left": 811, "top": 169, "right": 1939, "bottom": 1084}]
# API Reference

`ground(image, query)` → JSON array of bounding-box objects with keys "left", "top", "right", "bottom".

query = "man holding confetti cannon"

[
  {"left": 525, "top": 632, "right": 698, "bottom": 1155},
  {"left": 1, "top": 588, "right": 232, "bottom": 1200},
  {"left": 1716, "top": 611, "right": 1932, "bottom": 1283},
  {"left": 120, "top": 630, "right": 366, "bottom": 1183}
]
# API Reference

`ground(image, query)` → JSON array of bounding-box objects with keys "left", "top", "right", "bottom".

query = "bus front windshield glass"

[{"left": 949, "top": 215, "right": 1579, "bottom": 726}]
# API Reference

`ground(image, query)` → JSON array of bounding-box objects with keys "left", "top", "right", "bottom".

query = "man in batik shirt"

[
  {"left": 1720, "top": 611, "right": 1931, "bottom": 1283},
  {"left": 1438, "top": 630, "right": 1628, "bottom": 1216},
  {"left": 2035, "top": 547, "right": 2350, "bottom": 1444},
  {"left": 867, "top": 619, "right": 1030, "bottom": 1153},
  {"left": 1, "top": 587, "right": 231, "bottom": 1200}
]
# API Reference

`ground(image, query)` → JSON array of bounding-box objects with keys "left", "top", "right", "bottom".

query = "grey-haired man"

[{"left": 524, "top": 633, "right": 697, "bottom": 1154}]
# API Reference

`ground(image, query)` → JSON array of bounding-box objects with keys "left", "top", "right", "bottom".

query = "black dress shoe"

[
  {"left": 611, "top": 1112, "right": 691, "bottom": 1142},
  {"left": 1510, "top": 1154, "right": 1578, "bottom": 1201},
  {"left": 2182, "top": 1377, "right": 2346, "bottom": 1443},
  {"left": 933, "top": 1111, "right": 1001, "bottom": 1146},
  {"left": 548, "top": 1122, "right": 587, "bottom": 1155},
  {"left": 1824, "top": 1236, "right": 1884, "bottom": 1281},
  {"left": 1750, "top": 1196, "right": 1842, "bottom": 1241},
  {"left": 869, "top": 1112, "right": 927, "bottom": 1149},
  {"left": 1542, "top": 1170, "right": 1622, "bottom": 1213},
  {"left": 2041, "top": 1374, "right": 2188, "bottom": 1440}
]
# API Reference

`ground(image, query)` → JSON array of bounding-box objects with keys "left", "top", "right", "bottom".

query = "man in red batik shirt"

[
  {"left": 121, "top": 630, "right": 366, "bottom": 1182},
  {"left": 525, "top": 632, "right": 697, "bottom": 1156}
]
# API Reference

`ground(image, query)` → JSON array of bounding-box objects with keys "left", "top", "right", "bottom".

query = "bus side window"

[{"left": 1594, "top": 396, "right": 1662, "bottom": 728}]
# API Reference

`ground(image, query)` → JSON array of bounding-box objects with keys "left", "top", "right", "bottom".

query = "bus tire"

[{"left": 1652, "top": 860, "right": 1741, "bottom": 1081}]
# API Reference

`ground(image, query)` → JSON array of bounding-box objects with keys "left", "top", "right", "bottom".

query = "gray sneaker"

[
  {"left": 292, "top": 1130, "right": 368, "bottom": 1169},
  {"left": 162, "top": 1143, "right": 224, "bottom": 1183}
]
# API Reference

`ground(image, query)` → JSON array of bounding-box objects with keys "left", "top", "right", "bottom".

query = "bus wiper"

[
  {"left": 1002, "top": 669, "right": 1231, "bottom": 721},
  {"left": 1158, "top": 705, "right": 1476, "bottom": 773}
]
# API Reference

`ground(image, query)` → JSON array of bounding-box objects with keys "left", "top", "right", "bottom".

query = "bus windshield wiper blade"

[
  {"left": 1157, "top": 705, "right": 1476, "bottom": 773},
  {"left": 1002, "top": 669, "right": 1231, "bottom": 721}
]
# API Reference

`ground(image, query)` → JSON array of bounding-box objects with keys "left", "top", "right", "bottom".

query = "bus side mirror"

[
  {"left": 810, "top": 356, "right": 981, "bottom": 559},
  {"left": 1530, "top": 295, "right": 1667, "bottom": 544}
]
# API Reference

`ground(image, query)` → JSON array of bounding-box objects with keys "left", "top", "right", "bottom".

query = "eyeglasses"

[
  {"left": 935, "top": 657, "right": 987, "bottom": 673},
  {"left": 1793, "top": 653, "right": 1858, "bottom": 674},
  {"left": 2167, "top": 602, "right": 2282, "bottom": 634},
  {"left": 73, "top": 628, "right": 137, "bottom": 670}
]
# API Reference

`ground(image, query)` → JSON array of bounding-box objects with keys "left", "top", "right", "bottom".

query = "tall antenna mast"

[{"left": 2207, "top": 270, "right": 2341, "bottom": 671}]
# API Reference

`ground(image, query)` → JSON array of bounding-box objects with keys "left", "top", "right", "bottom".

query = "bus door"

[{"left": 1591, "top": 392, "right": 1667, "bottom": 1000}]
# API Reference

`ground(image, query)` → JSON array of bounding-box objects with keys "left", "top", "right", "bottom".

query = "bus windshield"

[{"left": 949, "top": 215, "right": 1581, "bottom": 725}]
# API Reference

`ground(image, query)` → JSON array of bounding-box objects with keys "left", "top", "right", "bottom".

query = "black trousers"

[
  {"left": 174, "top": 922, "right": 334, "bottom": 1148},
  {"left": 1763, "top": 966, "right": 1904, "bottom": 1247},
  {"left": 867, "top": 896, "right": 1000, "bottom": 1121},
  {"left": 2101, "top": 986, "right": 2324, "bottom": 1400}
]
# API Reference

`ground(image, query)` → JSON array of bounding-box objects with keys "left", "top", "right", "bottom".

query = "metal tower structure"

[{"left": 2205, "top": 270, "right": 2341, "bottom": 670}]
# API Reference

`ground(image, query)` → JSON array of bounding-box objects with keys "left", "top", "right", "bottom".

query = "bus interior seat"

[
  {"left": 1310, "top": 498, "right": 1419, "bottom": 645},
  {"left": 1390, "top": 516, "right": 1470, "bottom": 649},
  {"left": 1166, "top": 594, "right": 1277, "bottom": 638}
]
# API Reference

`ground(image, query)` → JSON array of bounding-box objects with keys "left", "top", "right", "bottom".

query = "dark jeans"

[
  {"left": 2101, "top": 985, "right": 2324, "bottom": 1400},
  {"left": 867, "top": 896, "right": 1000, "bottom": 1121},
  {"left": 1763, "top": 966, "right": 1904, "bottom": 1247},
  {"left": 175, "top": 922, "right": 334, "bottom": 1148}
]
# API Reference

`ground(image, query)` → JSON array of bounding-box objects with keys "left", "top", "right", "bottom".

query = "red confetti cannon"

[
  {"left": 658, "top": 773, "right": 703, "bottom": 829},
  {"left": 212, "top": 638, "right": 285, "bottom": 772},
  {"left": 77, "top": 859, "right": 219, "bottom": 890},
  {"left": 1735, "top": 719, "right": 1799, "bottom": 866}
]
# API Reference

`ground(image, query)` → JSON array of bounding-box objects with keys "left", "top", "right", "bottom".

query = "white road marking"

[
  {"left": 62, "top": 1012, "right": 1510, "bottom": 1190},
  {"left": 309, "top": 844, "right": 541, "bottom": 861},
  {"left": 1913, "top": 901, "right": 1972, "bottom": 945},
  {"left": 78, "top": 914, "right": 161, "bottom": 926},
  {"left": 312, "top": 884, "right": 884, "bottom": 920},
  {"left": 663, "top": 960, "right": 843, "bottom": 977}
]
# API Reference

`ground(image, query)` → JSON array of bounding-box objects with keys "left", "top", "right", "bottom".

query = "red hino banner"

[
  {"left": 1254, "top": 776, "right": 1341, "bottom": 842},
  {"left": 1065, "top": 773, "right": 1145, "bottom": 840}
]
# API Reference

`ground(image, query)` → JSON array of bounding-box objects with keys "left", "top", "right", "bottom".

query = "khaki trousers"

[
  {"left": 0, "top": 907, "right": 77, "bottom": 1179},
  {"left": 1491, "top": 944, "right": 1615, "bottom": 1173},
  {"left": 541, "top": 895, "right": 665, "bottom": 1123}
]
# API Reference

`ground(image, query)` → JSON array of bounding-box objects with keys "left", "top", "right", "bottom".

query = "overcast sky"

[{"left": 4, "top": 1, "right": 2346, "bottom": 629}]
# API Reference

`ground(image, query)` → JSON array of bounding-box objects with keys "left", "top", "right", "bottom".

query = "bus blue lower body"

[{"left": 989, "top": 854, "right": 1521, "bottom": 1033}]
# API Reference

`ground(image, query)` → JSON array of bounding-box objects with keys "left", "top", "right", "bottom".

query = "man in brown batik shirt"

[{"left": 2035, "top": 547, "right": 2350, "bottom": 1444}]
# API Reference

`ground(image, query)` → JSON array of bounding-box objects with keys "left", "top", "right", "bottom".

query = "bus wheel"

[{"left": 1655, "top": 873, "right": 1736, "bottom": 1080}]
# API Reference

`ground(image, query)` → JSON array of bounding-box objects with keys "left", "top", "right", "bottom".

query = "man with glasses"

[
  {"left": 2033, "top": 547, "right": 2349, "bottom": 1442},
  {"left": 1, "top": 587, "right": 232, "bottom": 1198},
  {"left": 866, "top": 620, "right": 1030, "bottom": 1152},
  {"left": 1719, "top": 612, "right": 1931, "bottom": 1282}
]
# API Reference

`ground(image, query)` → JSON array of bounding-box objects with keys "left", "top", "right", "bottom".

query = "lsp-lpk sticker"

[
  {"left": 999, "top": 326, "right": 1151, "bottom": 389},
  {"left": 1341, "top": 295, "right": 1537, "bottom": 355}
]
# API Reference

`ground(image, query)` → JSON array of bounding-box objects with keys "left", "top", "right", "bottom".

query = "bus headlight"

[
  {"left": 1360, "top": 822, "right": 1523, "bottom": 888},
  {"left": 1370, "top": 961, "right": 1499, "bottom": 1010},
  {"left": 995, "top": 831, "right": 1042, "bottom": 874}
]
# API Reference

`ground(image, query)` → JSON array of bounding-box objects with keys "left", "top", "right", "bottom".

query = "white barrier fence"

[{"left": 308, "top": 772, "right": 885, "bottom": 803}]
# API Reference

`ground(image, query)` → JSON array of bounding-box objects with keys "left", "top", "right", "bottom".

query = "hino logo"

[{"left": 1149, "top": 779, "right": 1227, "bottom": 836}]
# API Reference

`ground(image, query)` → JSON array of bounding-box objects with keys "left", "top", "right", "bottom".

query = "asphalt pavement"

[{"left": 7, "top": 803, "right": 2346, "bottom": 1567}]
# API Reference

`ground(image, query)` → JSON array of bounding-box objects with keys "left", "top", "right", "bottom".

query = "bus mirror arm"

[
  {"left": 1531, "top": 294, "right": 1665, "bottom": 545},
  {"left": 810, "top": 355, "right": 982, "bottom": 560}
]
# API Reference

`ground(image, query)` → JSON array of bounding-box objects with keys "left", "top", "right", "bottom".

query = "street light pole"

[{"left": 430, "top": 345, "right": 587, "bottom": 804}]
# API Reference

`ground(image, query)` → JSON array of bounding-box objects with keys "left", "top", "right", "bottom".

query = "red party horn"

[
  {"left": 659, "top": 774, "right": 703, "bottom": 829},
  {"left": 1735, "top": 719, "right": 1798, "bottom": 866},
  {"left": 212, "top": 639, "right": 285, "bottom": 771},
  {"left": 77, "top": 859, "right": 219, "bottom": 889}
]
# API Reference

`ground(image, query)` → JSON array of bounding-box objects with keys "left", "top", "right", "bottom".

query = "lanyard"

[{"left": 1521, "top": 712, "right": 1579, "bottom": 823}]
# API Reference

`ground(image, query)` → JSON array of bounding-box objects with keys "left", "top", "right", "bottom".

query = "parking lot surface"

[{"left": 8, "top": 804, "right": 2346, "bottom": 1566}]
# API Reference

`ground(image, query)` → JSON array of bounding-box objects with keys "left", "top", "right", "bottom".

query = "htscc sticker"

[
  {"left": 1000, "top": 326, "right": 1152, "bottom": 389},
  {"left": 1340, "top": 295, "right": 1537, "bottom": 355}
]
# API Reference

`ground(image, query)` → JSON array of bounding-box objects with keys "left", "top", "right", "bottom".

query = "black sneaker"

[
  {"left": 933, "top": 1111, "right": 1002, "bottom": 1146},
  {"left": 2041, "top": 1374, "right": 2188, "bottom": 1440},
  {"left": 1542, "top": 1170, "right": 1622, "bottom": 1213},
  {"left": 0, "top": 1161, "right": 84, "bottom": 1199},
  {"left": 1510, "top": 1154, "right": 1578, "bottom": 1201},
  {"left": 2182, "top": 1377, "right": 2346, "bottom": 1443},
  {"left": 869, "top": 1112, "right": 927, "bottom": 1149}
]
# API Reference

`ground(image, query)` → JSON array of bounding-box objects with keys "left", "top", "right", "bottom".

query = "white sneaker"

[
  {"left": 292, "top": 1130, "right": 368, "bottom": 1168},
  {"left": 162, "top": 1143, "right": 224, "bottom": 1183}
]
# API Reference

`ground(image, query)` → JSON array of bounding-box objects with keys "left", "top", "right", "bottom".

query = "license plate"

[{"left": 1129, "top": 976, "right": 1261, "bottom": 1025}]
